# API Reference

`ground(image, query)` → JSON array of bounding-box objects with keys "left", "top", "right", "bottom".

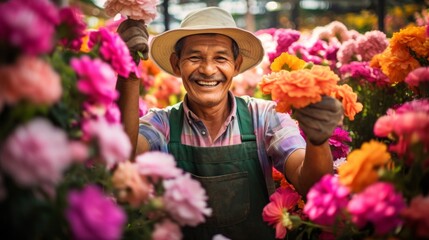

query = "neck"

[{"left": 186, "top": 95, "right": 232, "bottom": 140}]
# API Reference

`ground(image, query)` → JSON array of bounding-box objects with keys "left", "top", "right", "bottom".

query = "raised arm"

[
  {"left": 284, "top": 96, "right": 343, "bottom": 196},
  {"left": 116, "top": 19, "right": 151, "bottom": 159}
]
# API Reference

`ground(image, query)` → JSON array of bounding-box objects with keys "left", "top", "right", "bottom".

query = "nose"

[{"left": 198, "top": 59, "right": 217, "bottom": 76}]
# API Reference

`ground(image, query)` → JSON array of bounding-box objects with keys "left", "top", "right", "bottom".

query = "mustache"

[{"left": 189, "top": 73, "right": 226, "bottom": 82}]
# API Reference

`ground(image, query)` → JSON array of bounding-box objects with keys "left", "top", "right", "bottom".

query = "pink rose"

[
  {"left": 104, "top": 0, "right": 158, "bottom": 24},
  {"left": 163, "top": 173, "right": 212, "bottom": 226},
  {"left": 111, "top": 161, "right": 151, "bottom": 207},
  {"left": 373, "top": 115, "right": 395, "bottom": 137},
  {"left": 0, "top": 56, "right": 62, "bottom": 106},
  {"left": 135, "top": 151, "right": 182, "bottom": 182},
  {"left": 0, "top": 119, "right": 72, "bottom": 188},
  {"left": 82, "top": 118, "right": 131, "bottom": 170},
  {"left": 0, "top": 0, "right": 59, "bottom": 55},
  {"left": 347, "top": 182, "right": 406, "bottom": 235},
  {"left": 152, "top": 219, "right": 182, "bottom": 240},
  {"left": 71, "top": 56, "right": 119, "bottom": 105},
  {"left": 88, "top": 28, "right": 137, "bottom": 78},
  {"left": 66, "top": 185, "right": 126, "bottom": 240},
  {"left": 401, "top": 195, "right": 429, "bottom": 238}
]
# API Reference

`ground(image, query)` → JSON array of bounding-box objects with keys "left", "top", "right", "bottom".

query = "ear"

[
  {"left": 170, "top": 53, "right": 181, "bottom": 76},
  {"left": 233, "top": 54, "right": 243, "bottom": 76}
]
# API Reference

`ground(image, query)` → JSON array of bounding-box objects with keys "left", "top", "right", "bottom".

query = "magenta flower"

[
  {"left": 66, "top": 185, "right": 126, "bottom": 240},
  {"left": 405, "top": 67, "right": 429, "bottom": 97},
  {"left": 268, "top": 29, "right": 301, "bottom": 62},
  {"left": 0, "top": 119, "right": 72, "bottom": 189},
  {"left": 82, "top": 118, "right": 131, "bottom": 170},
  {"left": 401, "top": 195, "right": 429, "bottom": 238},
  {"left": 71, "top": 56, "right": 119, "bottom": 105},
  {"left": 347, "top": 182, "right": 406, "bottom": 235},
  {"left": 88, "top": 28, "right": 137, "bottom": 78},
  {"left": 337, "top": 40, "right": 357, "bottom": 64},
  {"left": 163, "top": 173, "right": 212, "bottom": 226},
  {"left": 329, "top": 127, "right": 352, "bottom": 160},
  {"left": 374, "top": 100, "right": 429, "bottom": 158},
  {"left": 0, "top": 0, "right": 59, "bottom": 55},
  {"left": 0, "top": 56, "right": 62, "bottom": 106},
  {"left": 82, "top": 102, "right": 121, "bottom": 125},
  {"left": 58, "top": 6, "right": 87, "bottom": 51},
  {"left": 355, "top": 30, "right": 388, "bottom": 62},
  {"left": 135, "top": 151, "right": 183, "bottom": 182},
  {"left": 304, "top": 174, "right": 350, "bottom": 226},
  {"left": 152, "top": 219, "right": 182, "bottom": 240},
  {"left": 262, "top": 187, "right": 301, "bottom": 239},
  {"left": 339, "top": 61, "right": 390, "bottom": 86}
]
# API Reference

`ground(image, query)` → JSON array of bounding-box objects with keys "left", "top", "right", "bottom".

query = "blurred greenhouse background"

[{"left": 72, "top": 0, "right": 428, "bottom": 36}]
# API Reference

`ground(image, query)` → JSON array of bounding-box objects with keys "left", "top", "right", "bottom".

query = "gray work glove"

[
  {"left": 294, "top": 96, "right": 344, "bottom": 146},
  {"left": 117, "top": 19, "right": 149, "bottom": 64}
]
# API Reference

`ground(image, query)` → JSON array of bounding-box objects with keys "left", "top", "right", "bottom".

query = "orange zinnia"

[
  {"left": 331, "top": 84, "right": 364, "bottom": 121},
  {"left": 260, "top": 52, "right": 362, "bottom": 119},
  {"left": 270, "top": 52, "right": 307, "bottom": 72},
  {"left": 338, "top": 140, "right": 392, "bottom": 193}
]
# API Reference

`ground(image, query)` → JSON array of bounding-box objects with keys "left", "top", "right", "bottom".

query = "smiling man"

[{"left": 116, "top": 7, "right": 343, "bottom": 240}]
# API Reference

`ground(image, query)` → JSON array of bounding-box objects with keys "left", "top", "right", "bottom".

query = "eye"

[
  {"left": 215, "top": 56, "right": 228, "bottom": 62},
  {"left": 188, "top": 56, "right": 201, "bottom": 62}
]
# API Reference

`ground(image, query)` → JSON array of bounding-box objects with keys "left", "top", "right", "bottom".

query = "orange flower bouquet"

[{"left": 259, "top": 53, "right": 363, "bottom": 120}]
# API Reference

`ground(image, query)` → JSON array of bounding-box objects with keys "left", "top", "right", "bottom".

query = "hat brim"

[{"left": 149, "top": 26, "right": 264, "bottom": 77}]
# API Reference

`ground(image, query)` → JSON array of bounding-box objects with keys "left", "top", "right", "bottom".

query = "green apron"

[{"left": 168, "top": 97, "right": 275, "bottom": 240}]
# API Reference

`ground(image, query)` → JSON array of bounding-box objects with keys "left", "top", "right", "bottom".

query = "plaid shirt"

[{"left": 139, "top": 92, "right": 306, "bottom": 184}]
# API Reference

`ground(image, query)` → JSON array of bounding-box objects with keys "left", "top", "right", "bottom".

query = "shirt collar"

[{"left": 182, "top": 91, "right": 237, "bottom": 124}]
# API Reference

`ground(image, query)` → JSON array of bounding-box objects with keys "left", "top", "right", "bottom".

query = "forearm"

[
  {"left": 286, "top": 140, "right": 334, "bottom": 196},
  {"left": 298, "top": 140, "right": 333, "bottom": 195},
  {"left": 116, "top": 75, "right": 140, "bottom": 160}
]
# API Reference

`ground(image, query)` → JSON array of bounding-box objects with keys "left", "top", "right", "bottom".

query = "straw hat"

[{"left": 149, "top": 7, "right": 264, "bottom": 76}]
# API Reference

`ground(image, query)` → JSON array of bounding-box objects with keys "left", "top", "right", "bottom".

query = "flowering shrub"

[
  {"left": 0, "top": 0, "right": 211, "bottom": 239},
  {"left": 261, "top": 21, "right": 429, "bottom": 240}
]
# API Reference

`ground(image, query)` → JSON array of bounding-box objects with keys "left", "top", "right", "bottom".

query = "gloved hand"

[
  {"left": 117, "top": 19, "right": 149, "bottom": 64},
  {"left": 294, "top": 96, "right": 344, "bottom": 146}
]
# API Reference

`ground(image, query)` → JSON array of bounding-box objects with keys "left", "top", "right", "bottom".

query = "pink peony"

[
  {"left": 135, "top": 151, "right": 182, "bottom": 182},
  {"left": 401, "top": 195, "right": 429, "bottom": 238},
  {"left": 329, "top": 127, "right": 352, "bottom": 160},
  {"left": 0, "top": 56, "right": 62, "bottom": 106},
  {"left": 405, "top": 67, "right": 429, "bottom": 86},
  {"left": 111, "top": 161, "right": 151, "bottom": 207},
  {"left": 304, "top": 174, "right": 350, "bottom": 226},
  {"left": 104, "top": 0, "right": 159, "bottom": 24},
  {"left": 151, "top": 219, "right": 182, "bottom": 240},
  {"left": 82, "top": 118, "right": 131, "bottom": 169},
  {"left": 355, "top": 30, "right": 388, "bottom": 62},
  {"left": 71, "top": 56, "right": 119, "bottom": 105},
  {"left": 0, "top": 119, "right": 73, "bottom": 188},
  {"left": 66, "top": 185, "right": 126, "bottom": 240},
  {"left": 58, "top": 6, "right": 87, "bottom": 51},
  {"left": 337, "top": 40, "right": 357, "bottom": 64},
  {"left": 88, "top": 28, "right": 137, "bottom": 78},
  {"left": 163, "top": 173, "right": 212, "bottom": 226},
  {"left": 339, "top": 61, "right": 390, "bottom": 86},
  {"left": 262, "top": 187, "right": 301, "bottom": 239},
  {"left": 82, "top": 102, "right": 121, "bottom": 125},
  {"left": 347, "top": 182, "right": 406, "bottom": 235},
  {"left": 0, "top": 0, "right": 59, "bottom": 55}
]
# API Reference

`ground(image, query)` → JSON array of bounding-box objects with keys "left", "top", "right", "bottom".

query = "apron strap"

[
  {"left": 169, "top": 104, "right": 183, "bottom": 144},
  {"left": 235, "top": 97, "right": 256, "bottom": 142}
]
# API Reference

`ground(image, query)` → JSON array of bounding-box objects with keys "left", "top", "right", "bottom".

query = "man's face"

[{"left": 170, "top": 34, "right": 242, "bottom": 109}]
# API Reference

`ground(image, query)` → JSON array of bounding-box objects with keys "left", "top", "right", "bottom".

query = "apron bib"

[{"left": 168, "top": 97, "right": 275, "bottom": 240}]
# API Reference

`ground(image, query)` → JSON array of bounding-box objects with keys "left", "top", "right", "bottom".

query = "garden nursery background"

[{"left": 0, "top": 0, "right": 428, "bottom": 239}]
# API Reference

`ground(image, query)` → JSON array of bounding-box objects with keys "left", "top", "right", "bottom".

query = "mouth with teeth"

[{"left": 195, "top": 80, "right": 220, "bottom": 87}]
